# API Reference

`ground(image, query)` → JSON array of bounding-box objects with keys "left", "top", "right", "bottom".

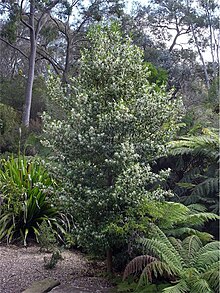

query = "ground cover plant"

[{"left": 0, "top": 155, "right": 64, "bottom": 245}]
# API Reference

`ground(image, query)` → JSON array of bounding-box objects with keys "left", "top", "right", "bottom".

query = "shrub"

[
  {"left": 0, "top": 103, "right": 20, "bottom": 154},
  {"left": 42, "top": 22, "right": 183, "bottom": 272}
]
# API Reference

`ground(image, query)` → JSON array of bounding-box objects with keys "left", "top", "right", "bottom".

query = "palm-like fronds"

[
  {"left": 123, "top": 225, "right": 220, "bottom": 293},
  {"left": 161, "top": 202, "right": 219, "bottom": 242},
  {"left": 168, "top": 128, "right": 219, "bottom": 214},
  {"left": 139, "top": 259, "right": 175, "bottom": 285},
  {"left": 162, "top": 279, "right": 189, "bottom": 293},
  {"left": 168, "top": 129, "right": 219, "bottom": 161},
  {"left": 189, "top": 279, "right": 213, "bottom": 293},
  {"left": 123, "top": 255, "right": 158, "bottom": 280}
]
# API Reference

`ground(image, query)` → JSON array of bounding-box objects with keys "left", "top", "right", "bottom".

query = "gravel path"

[{"left": 0, "top": 245, "right": 114, "bottom": 293}]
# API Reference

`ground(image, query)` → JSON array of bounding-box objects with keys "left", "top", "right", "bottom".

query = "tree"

[
  {"left": 0, "top": 0, "right": 125, "bottom": 127},
  {"left": 42, "top": 22, "right": 183, "bottom": 272},
  {"left": 35, "top": 0, "right": 125, "bottom": 84},
  {"left": 0, "top": 0, "right": 63, "bottom": 127},
  {"left": 0, "top": 0, "right": 75, "bottom": 127},
  {"left": 128, "top": 0, "right": 219, "bottom": 103},
  {"left": 123, "top": 225, "right": 220, "bottom": 293}
]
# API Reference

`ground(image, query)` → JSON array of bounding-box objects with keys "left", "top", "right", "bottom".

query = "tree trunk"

[
  {"left": 191, "top": 25, "right": 210, "bottom": 89},
  {"left": 22, "top": 43, "right": 36, "bottom": 127},
  {"left": 62, "top": 35, "right": 71, "bottom": 85},
  {"left": 106, "top": 248, "right": 113, "bottom": 274},
  {"left": 22, "top": 0, "right": 36, "bottom": 127},
  {"left": 186, "top": 0, "right": 210, "bottom": 90}
]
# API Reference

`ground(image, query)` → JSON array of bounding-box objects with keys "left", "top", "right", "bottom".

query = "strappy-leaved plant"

[{"left": 0, "top": 155, "right": 65, "bottom": 245}]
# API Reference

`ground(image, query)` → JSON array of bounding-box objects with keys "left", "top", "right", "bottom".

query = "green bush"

[
  {"left": 42, "top": 22, "right": 183, "bottom": 272},
  {"left": 0, "top": 155, "right": 64, "bottom": 245}
]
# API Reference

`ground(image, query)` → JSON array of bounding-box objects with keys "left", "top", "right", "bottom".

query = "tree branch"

[
  {"left": 36, "top": 45, "right": 64, "bottom": 74},
  {"left": 0, "top": 37, "right": 28, "bottom": 59},
  {"left": 36, "top": 0, "right": 60, "bottom": 36},
  {"left": 20, "top": 0, "right": 34, "bottom": 31}
]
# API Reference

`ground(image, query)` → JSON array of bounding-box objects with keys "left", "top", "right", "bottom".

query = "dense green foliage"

[
  {"left": 0, "top": 155, "right": 63, "bottom": 245},
  {"left": 0, "top": 103, "right": 20, "bottom": 153},
  {"left": 42, "top": 23, "right": 183, "bottom": 266},
  {"left": 168, "top": 128, "right": 219, "bottom": 213},
  {"left": 123, "top": 225, "right": 220, "bottom": 293}
]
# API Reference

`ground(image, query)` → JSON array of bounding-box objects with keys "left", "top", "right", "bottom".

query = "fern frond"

[
  {"left": 175, "top": 167, "right": 202, "bottom": 186},
  {"left": 162, "top": 279, "right": 189, "bottom": 293},
  {"left": 196, "top": 250, "right": 220, "bottom": 271},
  {"left": 187, "top": 204, "right": 207, "bottom": 212},
  {"left": 123, "top": 255, "right": 157, "bottom": 280},
  {"left": 209, "top": 201, "right": 219, "bottom": 213},
  {"left": 149, "top": 224, "right": 180, "bottom": 251},
  {"left": 168, "top": 133, "right": 219, "bottom": 160},
  {"left": 140, "top": 238, "right": 183, "bottom": 272},
  {"left": 202, "top": 261, "right": 220, "bottom": 292},
  {"left": 187, "top": 178, "right": 219, "bottom": 200},
  {"left": 184, "top": 212, "right": 219, "bottom": 227},
  {"left": 190, "top": 278, "right": 213, "bottom": 293},
  {"left": 169, "top": 237, "right": 183, "bottom": 252},
  {"left": 194, "top": 241, "right": 220, "bottom": 271},
  {"left": 181, "top": 235, "right": 202, "bottom": 266},
  {"left": 139, "top": 259, "right": 176, "bottom": 285},
  {"left": 165, "top": 227, "right": 213, "bottom": 242},
  {"left": 197, "top": 241, "right": 220, "bottom": 255}
]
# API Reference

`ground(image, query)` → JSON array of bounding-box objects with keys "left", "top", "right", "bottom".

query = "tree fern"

[
  {"left": 166, "top": 227, "right": 213, "bottom": 242},
  {"left": 162, "top": 279, "right": 189, "bottom": 293},
  {"left": 190, "top": 279, "right": 213, "bottom": 293},
  {"left": 202, "top": 261, "right": 220, "bottom": 291},
  {"left": 184, "top": 212, "right": 219, "bottom": 226},
  {"left": 196, "top": 250, "right": 219, "bottom": 271},
  {"left": 140, "top": 238, "right": 183, "bottom": 272},
  {"left": 123, "top": 255, "right": 157, "bottom": 280},
  {"left": 167, "top": 128, "right": 219, "bottom": 215},
  {"left": 168, "top": 130, "right": 219, "bottom": 161},
  {"left": 186, "top": 178, "right": 219, "bottom": 205},
  {"left": 139, "top": 260, "right": 176, "bottom": 284},
  {"left": 123, "top": 226, "right": 220, "bottom": 293},
  {"left": 181, "top": 235, "right": 202, "bottom": 266},
  {"left": 161, "top": 204, "right": 219, "bottom": 241}
]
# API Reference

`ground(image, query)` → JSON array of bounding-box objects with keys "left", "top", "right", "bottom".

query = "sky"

[{"left": 125, "top": 0, "right": 147, "bottom": 12}]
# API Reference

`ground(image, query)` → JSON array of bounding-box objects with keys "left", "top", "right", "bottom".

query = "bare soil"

[{"left": 0, "top": 244, "right": 114, "bottom": 293}]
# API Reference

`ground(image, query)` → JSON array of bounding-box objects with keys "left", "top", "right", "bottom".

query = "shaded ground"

[{"left": 0, "top": 244, "right": 115, "bottom": 293}]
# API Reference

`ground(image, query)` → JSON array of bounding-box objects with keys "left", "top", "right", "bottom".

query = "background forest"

[{"left": 0, "top": 1, "right": 219, "bottom": 292}]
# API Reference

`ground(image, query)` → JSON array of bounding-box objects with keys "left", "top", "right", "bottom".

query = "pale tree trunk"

[
  {"left": 22, "top": 0, "right": 36, "bottom": 127},
  {"left": 186, "top": 0, "right": 210, "bottom": 90},
  {"left": 1, "top": 0, "right": 60, "bottom": 127},
  {"left": 22, "top": 39, "right": 36, "bottom": 126},
  {"left": 21, "top": 0, "right": 60, "bottom": 127},
  {"left": 191, "top": 24, "right": 210, "bottom": 89}
]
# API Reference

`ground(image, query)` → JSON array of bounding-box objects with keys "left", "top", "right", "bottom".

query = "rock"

[
  {"left": 22, "top": 278, "right": 60, "bottom": 293},
  {"left": 50, "top": 284, "right": 114, "bottom": 293}
]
